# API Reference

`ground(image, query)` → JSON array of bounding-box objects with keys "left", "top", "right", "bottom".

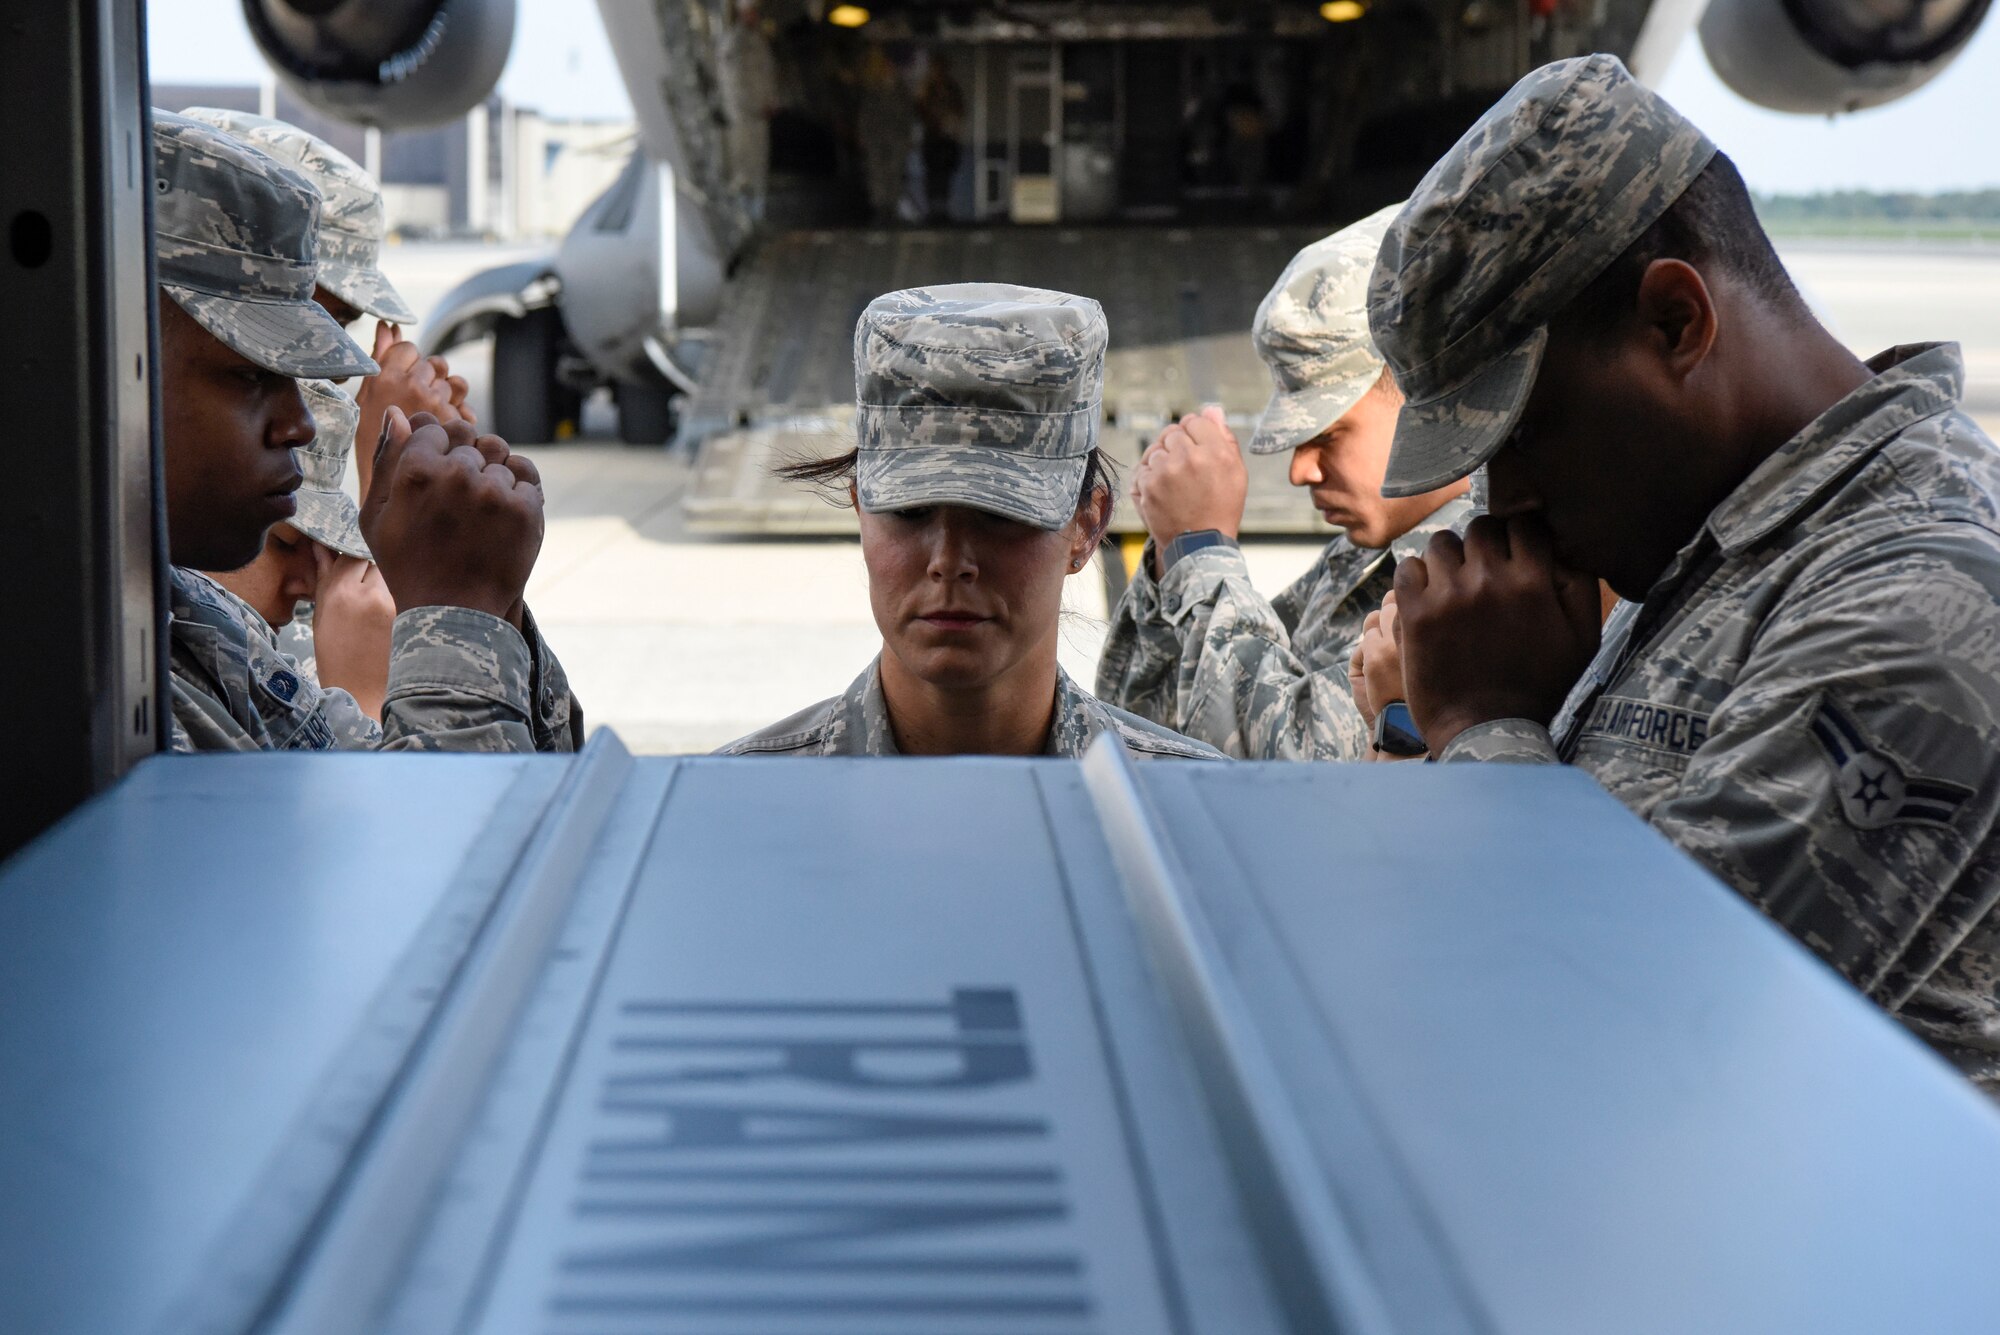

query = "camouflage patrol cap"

[
  {"left": 293, "top": 380, "right": 371, "bottom": 560},
  {"left": 1249, "top": 203, "right": 1400, "bottom": 455},
  {"left": 152, "top": 112, "right": 377, "bottom": 380},
  {"left": 1368, "top": 55, "right": 1716, "bottom": 498},
  {"left": 854, "top": 283, "right": 1106, "bottom": 530},
  {"left": 181, "top": 107, "right": 418, "bottom": 324}
]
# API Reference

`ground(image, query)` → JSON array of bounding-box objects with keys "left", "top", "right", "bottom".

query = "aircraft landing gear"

[
  {"left": 614, "top": 375, "right": 679, "bottom": 446},
  {"left": 491, "top": 308, "right": 582, "bottom": 445}
]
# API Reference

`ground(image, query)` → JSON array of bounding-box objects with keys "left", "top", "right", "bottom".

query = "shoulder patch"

[
  {"left": 1809, "top": 696, "right": 1972, "bottom": 830},
  {"left": 264, "top": 668, "right": 300, "bottom": 703}
]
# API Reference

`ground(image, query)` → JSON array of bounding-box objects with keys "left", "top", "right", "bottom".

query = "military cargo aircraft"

[{"left": 242, "top": 0, "right": 1996, "bottom": 535}]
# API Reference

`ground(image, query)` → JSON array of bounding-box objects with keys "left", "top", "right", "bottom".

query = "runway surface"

[{"left": 376, "top": 238, "right": 2000, "bottom": 752}]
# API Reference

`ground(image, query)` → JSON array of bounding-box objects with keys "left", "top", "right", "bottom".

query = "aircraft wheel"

[
  {"left": 614, "top": 376, "right": 679, "bottom": 446},
  {"left": 491, "top": 308, "right": 578, "bottom": 444}
]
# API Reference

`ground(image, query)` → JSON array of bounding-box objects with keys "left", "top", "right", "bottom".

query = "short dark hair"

[
  {"left": 1556, "top": 151, "right": 1806, "bottom": 335},
  {"left": 775, "top": 445, "right": 1119, "bottom": 521}
]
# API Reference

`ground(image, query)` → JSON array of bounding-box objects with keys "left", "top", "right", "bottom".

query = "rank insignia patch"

[{"left": 1809, "top": 697, "right": 1970, "bottom": 830}]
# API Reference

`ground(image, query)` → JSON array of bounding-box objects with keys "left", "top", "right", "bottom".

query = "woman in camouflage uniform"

[{"left": 720, "top": 284, "right": 1221, "bottom": 760}]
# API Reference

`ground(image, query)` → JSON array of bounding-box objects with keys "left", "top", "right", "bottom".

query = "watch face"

[
  {"left": 1373, "top": 701, "right": 1426, "bottom": 757},
  {"left": 1170, "top": 531, "right": 1220, "bottom": 558}
]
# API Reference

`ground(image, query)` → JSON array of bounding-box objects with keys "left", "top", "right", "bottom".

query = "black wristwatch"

[
  {"left": 1159, "top": 528, "right": 1238, "bottom": 574},
  {"left": 1372, "top": 701, "right": 1428, "bottom": 758}
]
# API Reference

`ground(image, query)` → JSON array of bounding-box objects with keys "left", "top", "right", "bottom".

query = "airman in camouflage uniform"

[
  {"left": 1369, "top": 56, "right": 2000, "bottom": 1089},
  {"left": 265, "top": 379, "right": 370, "bottom": 680},
  {"left": 288, "top": 380, "right": 371, "bottom": 561},
  {"left": 1097, "top": 209, "right": 1471, "bottom": 759},
  {"left": 185, "top": 107, "right": 464, "bottom": 691},
  {"left": 722, "top": 283, "right": 1220, "bottom": 760},
  {"left": 154, "top": 113, "right": 580, "bottom": 753},
  {"left": 172, "top": 575, "right": 577, "bottom": 752},
  {"left": 180, "top": 107, "right": 418, "bottom": 324},
  {"left": 154, "top": 112, "right": 377, "bottom": 379}
]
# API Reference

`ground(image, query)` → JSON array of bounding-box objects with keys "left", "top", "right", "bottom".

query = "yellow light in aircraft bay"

[
  {"left": 828, "top": 4, "right": 872, "bottom": 25},
  {"left": 1320, "top": 0, "right": 1369, "bottom": 19}
]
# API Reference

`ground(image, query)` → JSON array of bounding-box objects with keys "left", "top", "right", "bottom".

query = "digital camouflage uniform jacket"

[
  {"left": 276, "top": 602, "right": 317, "bottom": 682},
  {"left": 1445, "top": 345, "right": 2000, "bottom": 1090},
  {"left": 1096, "top": 496, "right": 1472, "bottom": 760},
  {"left": 169, "top": 567, "right": 581, "bottom": 752},
  {"left": 718, "top": 656, "right": 1224, "bottom": 760}
]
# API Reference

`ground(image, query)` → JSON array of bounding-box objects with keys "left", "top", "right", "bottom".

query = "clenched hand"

[
  {"left": 360, "top": 409, "right": 544, "bottom": 632},
  {"left": 1347, "top": 591, "right": 1403, "bottom": 729},
  {"left": 1392, "top": 515, "right": 1601, "bottom": 755},
  {"left": 353, "top": 322, "right": 473, "bottom": 493},
  {"left": 1131, "top": 406, "right": 1249, "bottom": 574},
  {"left": 309, "top": 545, "right": 396, "bottom": 721}
]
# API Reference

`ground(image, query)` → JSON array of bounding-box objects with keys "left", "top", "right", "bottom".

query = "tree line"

[{"left": 1755, "top": 190, "right": 2000, "bottom": 224}]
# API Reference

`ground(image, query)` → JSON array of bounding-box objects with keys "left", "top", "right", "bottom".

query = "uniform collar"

[
  {"left": 1388, "top": 493, "right": 1476, "bottom": 563},
  {"left": 1705, "top": 342, "right": 1965, "bottom": 556},
  {"left": 827, "top": 658, "right": 903, "bottom": 756},
  {"left": 169, "top": 565, "right": 272, "bottom": 638},
  {"left": 1330, "top": 491, "right": 1476, "bottom": 585},
  {"left": 1047, "top": 665, "right": 1094, "bottom": 755},
  {"left": 830, "top": 655, "right": 1084, "bottom": 756},
  {"left": 167, "top": 563, "right": 213, "bottom": 619}
]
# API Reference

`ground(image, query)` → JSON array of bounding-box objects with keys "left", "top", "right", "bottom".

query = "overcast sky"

[{"left": 148, "top": 0, "right": 2000, "bottom": 193}]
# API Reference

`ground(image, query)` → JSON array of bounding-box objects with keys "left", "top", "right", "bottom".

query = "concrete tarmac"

[{"left": 377, "top": 238, "right": 2000, "bottom": 753}]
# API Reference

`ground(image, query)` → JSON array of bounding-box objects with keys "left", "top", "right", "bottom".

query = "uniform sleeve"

[
  {"left": 169, "top": 675, "right": 266, "bottom": 752},
  {"left": 1149, "top": 543, "right": 1369, "bottom": 761},
  {"left": 378, "top": 603, "right": 582, "bottom": 753},
  {"left": 175, "top": 584, "right": 385, "bottom": 750},
  {"left": 1094, "top": 540, "right": 1185, "bottom": 729},
  {"left": 1436, "top": 529, "right": 2000, "bottom": 1079},
  {"left": 1437, "top": 718, "right": 1562, "bottom": 763},
  {"left": 318, "top": 683, "right": 390, "bottom": 746},
  {"left": 1643, "top": 531, "right": 2000, "bottom": 1017}
]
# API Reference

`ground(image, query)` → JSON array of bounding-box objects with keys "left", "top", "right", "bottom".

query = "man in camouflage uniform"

[
  {"left": 1096, "top": 208, "right": 1472, "bottom": 759},
  {"left": 182, "top": 107, "right": 419, "bottom": 329},
  {"left": 856, "top": 47, "right": 915, "bottom": 224},
  {"left": 154, "top": 113, "right": 580, "bottom": 752},
  {"left": 182, "top": 107, "right": 472, "bottom": 466},
  {"left": 185, "top": 108, "right": 472, "bottom": 718},
  {"left": 207, "top": 379, "right": 397, "bottom": 716},
  {"left": 722, "top": 284, "right": 1220, "bottom": 760},
  {"left": 718, "top": 2, "right": 778, "bottom": 217},
  {"left": 1366, "top": 56, "right": 2000, "bottom": 1090}
]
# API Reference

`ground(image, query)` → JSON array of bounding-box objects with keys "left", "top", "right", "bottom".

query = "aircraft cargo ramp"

[{"left": 681, "top": 225, "right": 1339, "bottom": 537}]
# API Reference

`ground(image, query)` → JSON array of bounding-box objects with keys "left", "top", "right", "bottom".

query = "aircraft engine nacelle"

[
  {"left": 1699, "top": 0, "right": 1992, "bottom": 114},
  {"left": 241, "top": 0, "right": 515, "bottom": 130}
]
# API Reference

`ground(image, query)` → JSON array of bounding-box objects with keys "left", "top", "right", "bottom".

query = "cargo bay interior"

[
  {"left": 763, "top": 19, "right": 1475, "bottom": 228},
  {"left": 769, "top": 38, "right": 1331, "bottom": 225},
  {"left": 675, "top": 1, "right": 1602, "bottom": 537}
]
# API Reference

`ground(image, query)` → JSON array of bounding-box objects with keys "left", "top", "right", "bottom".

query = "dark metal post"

[{"left": 0, "top": 0, "right": 163, "bottom": 859}]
